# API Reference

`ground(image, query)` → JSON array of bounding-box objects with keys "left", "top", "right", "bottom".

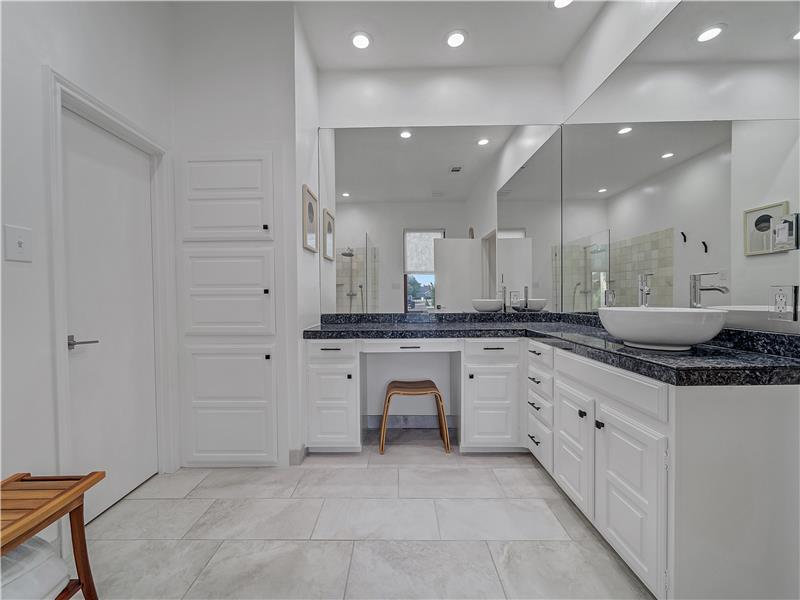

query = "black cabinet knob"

[
  {"left": 578, "top": 409, "right": 587, "bottom": 418},
  {"left": 468, "top": 374, "right": 474, "bottom": 379},
  {"left": 263, "top": 224, "right": 269, "bottom": 231},
  {"left": 595, "top": 420, "right": 605, "bottom": 429},
  {"left": 346, "top": 374, "right": 352, "bottom": 379}
]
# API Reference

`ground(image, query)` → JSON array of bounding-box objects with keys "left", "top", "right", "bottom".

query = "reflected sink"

[
  {"left": 472, "top": 299, "right": 503, "bottom": 312},
  {"left": 599, "top": 307, "right": 727, "bottom": 351}
]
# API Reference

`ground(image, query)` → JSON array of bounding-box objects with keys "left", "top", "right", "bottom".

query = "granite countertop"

[{"left": 303, "top": 320, "right": 800, "bottom": 386}]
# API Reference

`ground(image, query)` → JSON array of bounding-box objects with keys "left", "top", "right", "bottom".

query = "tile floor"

[{"left": 81, "top": 430, "right": 654, "bottom": 599}]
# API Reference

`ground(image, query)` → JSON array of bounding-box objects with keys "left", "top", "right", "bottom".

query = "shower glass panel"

[
  {"left": 335, "top": 232, "right": 379, "bottom": 313},
  {"left": 562, "top": 230, "right": 610, "bottom": 312}
]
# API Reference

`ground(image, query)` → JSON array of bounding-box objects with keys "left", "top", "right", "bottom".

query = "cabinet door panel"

[
  {"left": 553, "top": 381, "right": 595, "bottom": 518},
  {"left": 464, "top": 364, "right": 519, "bottom": 446},
  {"left": 307, "top": 364, "right": 359, "bottom": 447},
  {"left": 595, "top": 404, "right": 666, "bottom": 594}
]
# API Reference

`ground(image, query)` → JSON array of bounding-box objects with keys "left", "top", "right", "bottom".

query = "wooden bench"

[
  {"left": 1, "top": 472, "right": 105, "bottom": 600},
  {"left": 379, "top": 380, "right": 451, "bottom": 455}
]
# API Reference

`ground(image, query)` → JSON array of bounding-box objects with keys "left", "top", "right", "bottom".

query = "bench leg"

[
  {"left": 434, "top": 393, "right": 451, "bottom": 454},
  {"left": 379, "top": 393, "right": 393, "bottom": 454},
  {"left": 69, "top": 503, "right": 98, "bottom": 600}
]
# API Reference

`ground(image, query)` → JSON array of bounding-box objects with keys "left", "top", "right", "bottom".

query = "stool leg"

[
  {"left": 379, "top": 393, "right": 393, "bottom": 455},
  {"left": 435, "top": 392, "right": 451, "bottom": 454},
  {"left": 69, "top": 502, "right": 98, "bottom": 600}
]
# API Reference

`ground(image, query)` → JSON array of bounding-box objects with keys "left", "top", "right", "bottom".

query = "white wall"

[
  {"left": 336, "top": 200, "right": 468, "bottom": 313},
  {"left": 730, "top": 120, "right": 800, "bottom": 306},
  {"left": 319, "top": 129, "right": 337, "bottom": 313},
  {"left": 1, "top": 2, "right": 174, "bottom": 480}
]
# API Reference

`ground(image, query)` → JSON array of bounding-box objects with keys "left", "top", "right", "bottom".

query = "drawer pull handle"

[
  {"left": 468, "top": 374, "right": 474, "bottom": 379},
  {"left": 483, "top": 347, "right": 504, "bottom": 351},
  {"left": 595, "top": 420, "right": 605, "bottom": 429},
  {"left": 578, "top": 409, "right": 587, "bottom": 419},
  {"left": 320, "top": 348, "right": 341, "bottom": 351},
  {"left": 527, "top": 434, "right": 540, "bottom": 446},
  {"left": 528, "top": 349, "right": 542, "bottom": 356},
  {"left": 400, "top": 346, "right": 421, "bottom": 349},
  {"left": 527, "top": 401, "right": 540, "bottom": 411},
  {"left": 528, "top": 376, "right": 541, "bottom": 385},
  {"left": 347, "top": 374, "right": 352, "bottom": 379}
]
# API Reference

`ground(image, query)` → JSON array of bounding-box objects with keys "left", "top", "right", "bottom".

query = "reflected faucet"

[
  {"left": 690, "top": 272, "right": 730, "bottom": 308},
  {"left": 638, "top": 273, "right": 654, "bottom": 307}
]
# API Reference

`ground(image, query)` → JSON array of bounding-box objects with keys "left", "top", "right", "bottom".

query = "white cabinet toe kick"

[{"left": 303, "top": 336, "right": 799, "bottom": 600}]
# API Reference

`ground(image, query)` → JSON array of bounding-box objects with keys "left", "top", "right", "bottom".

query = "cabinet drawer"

[
  {"left": 307, "top": 340, "right": 356, "bottom": 360},
  {"left": 527, "top": 365, "right": 554, "bottom": 399},
  {"left": 555, "top": 350, "right": 668, "bottom": 422},
  {"left": 526, "top": 389, "right": 553, "bottom": 427},
  {"left": 361, "top": 339, "right": 461, "bottom": 354},
  {"left": 527, "top": 412, "right": 553, "bottom": 473},
  {"left": 527, "top": 340, "right": 554, "bottom": 369},
  {"left": 464, "top": 339, "right": 520, "bottom": 362}
]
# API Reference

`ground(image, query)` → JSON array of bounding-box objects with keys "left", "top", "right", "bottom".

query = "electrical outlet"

[{"left": 769, "top": 285, "right": 799, "bottom": 322}]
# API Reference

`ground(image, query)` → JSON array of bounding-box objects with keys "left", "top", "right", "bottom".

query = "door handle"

[
  {"left": 577, "top": 409, "right": 587, "bottom": 419},
  {"left": 67, "top": 334, "right": 99, "bottom": 351}
]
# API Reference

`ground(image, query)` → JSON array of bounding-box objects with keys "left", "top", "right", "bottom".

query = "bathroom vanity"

[{"left": 303, "top": 314, "right": 800, "bottom": 599}]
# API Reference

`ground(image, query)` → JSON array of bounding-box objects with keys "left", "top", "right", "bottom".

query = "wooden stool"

[{"left": 379, "top": 380, "right": 451, "bottom": 455}]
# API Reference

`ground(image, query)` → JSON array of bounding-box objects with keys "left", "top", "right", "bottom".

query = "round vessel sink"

[
  {"left": 598, "top": 307, "right": 726, "bottom": 351},
  {"left": 472, "top": 299, "right": 503, "bottom": 312}
]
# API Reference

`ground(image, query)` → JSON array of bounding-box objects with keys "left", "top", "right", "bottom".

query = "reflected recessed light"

[
  {"left": 794, "top": 31, "right": 800, "bottom": 40},
  {"left": 447, "top": 30, "right": 466, "bottom": 48},
  {"left": 554, "top": 0, "right": 574, "bottom": 7},
  {"left": 598, "top": 188, "right": 608, "bottom": 193},
  {"left": 477, "top": 138, "right": 489, "bottom": 146},
  {"left": 400, "top": 130, "right": 412, "bottom": 139},
  {"left": 697, "top": 25, "right": 724, "bottom": 42},
  {"left": 617, "top": 127, "right": 632, "bottom": 135},
  {"left": 351, "top": 32, "right": 371, "bottom": 49},
  {"left": 661, "top": 152, "right": 675, "bottom": 159},
  {"left": 341, "top": 192, "right": 350, "bottom": 197}
]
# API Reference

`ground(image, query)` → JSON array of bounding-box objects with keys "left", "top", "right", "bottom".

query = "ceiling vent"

[
  {"left": 431, "top": 191, "right": 445, "bottom": 198},
  {"left": 449, "top": 166, "right": 463, "bottom": 174}
]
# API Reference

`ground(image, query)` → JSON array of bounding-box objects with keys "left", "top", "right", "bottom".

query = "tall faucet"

[
  {"left": 501, "top": 285, "right": 507, "bottom": 313},
  {"left": 690, "top": 272, "right": 730, "bottom": 308},
  {"left": 638, "top": 273, "right": 655, "bottom": 307}
]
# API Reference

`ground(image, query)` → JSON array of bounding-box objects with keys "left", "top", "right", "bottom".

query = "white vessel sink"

[
  {"left": 599, "top": 307, "right": 727, "bottom": 351},
  {"left": 472, "top": 299, "right": 503, "bottom": 312}
]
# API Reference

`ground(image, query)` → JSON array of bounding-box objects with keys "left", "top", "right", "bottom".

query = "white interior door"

[{"left": 62, "top": 108, "right": 158, "bottom": 520}]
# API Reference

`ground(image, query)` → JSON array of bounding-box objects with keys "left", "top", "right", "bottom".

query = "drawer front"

[
  {"left": 464, "top": 339, "right": 520, "bottom": 362},
  {"left": 555, "top": 350, "right": 668, "bottom": 423},
  {"left": 527, "top": 365, "right": 554, "bottom": 399},
  {"left": 307, "top": 340, "right": 356, "bottom": 360},
  {"left": 526, "top": 389, "right": 553, "bottom": 427},
  {"left": 361, "top": 339, "right": 461, "bottom": 354},
  {"left": 527, "top": 340, "right": 554, "bottom": 370},
  {"left": 527, "top": 412, "right": 553, "bottom": 473}
]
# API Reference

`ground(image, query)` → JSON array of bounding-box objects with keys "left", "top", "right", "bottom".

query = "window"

[{"left": 403, "top": 229, "right": 444, "bottom": 312}]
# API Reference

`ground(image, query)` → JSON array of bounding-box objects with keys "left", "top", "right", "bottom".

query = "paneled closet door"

[
  {"left": 553, "top": 380, "right": 595, "bottom": 519},
  {"left": 594, "top": 403, "right": 667, "bottom": 595}
]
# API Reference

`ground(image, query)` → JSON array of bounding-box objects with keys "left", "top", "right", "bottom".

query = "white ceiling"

[
  {"left": 562, "top": 121, "right": 732, "bottom": 201},
  {"left": 297, "top": 1, "right": 606, "bottom": 70},
  {"left": 631, "top": 1, "right": 800, "bottom": 64},
  {"left": 334, "top": 126, "right": 515, "bottom": 203}
]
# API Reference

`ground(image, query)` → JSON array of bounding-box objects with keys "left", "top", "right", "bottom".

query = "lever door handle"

[{"left": 67, "top": 334, "right": 99, "bottom": 350}]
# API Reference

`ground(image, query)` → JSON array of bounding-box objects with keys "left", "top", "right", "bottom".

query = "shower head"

[{"left": 340, "top": 247, "right": 355, "bottom": 258}]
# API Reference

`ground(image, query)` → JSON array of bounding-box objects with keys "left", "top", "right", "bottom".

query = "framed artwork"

[
  {"left": 322, "top": 209, "right": 335, "bottom": 261},
  {"left": 743, "top": 201, "right": 789, "bottom": 255},
  {"left": 302, "top": 184, "right": 318, "bottom": 253}
]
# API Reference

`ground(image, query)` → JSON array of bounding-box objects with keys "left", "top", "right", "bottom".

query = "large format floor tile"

[
  {"left": 83, "top": 539, "right": 220, "bottom": 598},
  {"left": 368, "top": 444, "right": 461, "bottom": 467},
  {"left": 488, "top": 539, "right": 652, "bottom": 599},
  {"left": 301, "top": 452, "right": 370, "bottom": 468},
  {"left": 185, "top": 540, "right": 353, "bottom": 599},
  {"left": 435, "top": 498, "right": 570, "bottom": 540},
  {"left": 293, "top": 467, "right": 398, "bottom": 498},
  {"left": 545, "top": 497, "right": 600, "bottom": 541},
  {"left": 399, "top": 467, "right": 503, "bottom": 498},
  {"left": 345, "top": 540, "right": 505, "bottom": 599},
  {"left": 86, "top": 499, "right": 213, "bottom": 540},
  {"left": 186, "top": 467, "right": 303, "bottom": 498},
  {"left": 459, "top": 453, "right": 536, "bottom": 468},
  {"left": 183, "top": 498, "right": 323, "bottom": 540},
  {"left": 126, "top": 468, "right": 210, "bottom": 499},
  {"left": 493, "top": 467, "right": 564, "bottom": 499},
  {"left": 312, "top": 498, "right": 439, "bottom": 540}
]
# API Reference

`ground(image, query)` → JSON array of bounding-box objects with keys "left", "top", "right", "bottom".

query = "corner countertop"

[{"left": 303, "top": 319, "right": 800, "bottom": 386}]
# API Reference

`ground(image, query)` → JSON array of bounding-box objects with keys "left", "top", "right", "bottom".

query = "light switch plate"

[
  {"left": 769, "top": 285, "right": 798, "bottom": 322},
  {"left": 4, "top": 224, "right": 32, "bottom": 262}
]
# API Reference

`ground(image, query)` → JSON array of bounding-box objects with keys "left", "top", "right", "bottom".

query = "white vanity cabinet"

[{"left": 306, "top": 341, "right": 360, "bottom": 450}]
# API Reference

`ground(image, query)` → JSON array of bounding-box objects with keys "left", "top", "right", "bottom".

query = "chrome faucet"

[
  {"left": 523, "top": 285, "right": 529, "bottom": 310},
  {"left": 638, "top": 273, "right": 655, "bottom": 307},
  {"left": 502, "top": 285, "right": 507, "bottom": 313},
  {"left": 690, "top": 272, "right": 730, "bottom": 308}
]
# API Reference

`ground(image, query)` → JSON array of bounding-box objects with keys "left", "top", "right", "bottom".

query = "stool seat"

[{"left": 379, "top": 379, "right": 451, "bottom": 455}]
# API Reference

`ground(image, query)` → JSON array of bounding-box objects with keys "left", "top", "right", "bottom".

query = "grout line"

[
  {"left": 180, "top": 499, "right": 218, "bottom": 540},
  {"left": 485, "top": 540, "right": 510, "bottom": 600},
  {"left": 180, "top": 539, "right": 223, "bottom": 600},
  {"left": 309, "top": 498, "right": 327, "bottom": 540},
  {"left": 181, "top": 470, "right": 213, "bottom": 499},
  {"left": 432, "top": 499, "right": 443, "bottom": 541},
  {"left": 342, "top": 540, "right": 356, "bottom": 600}
]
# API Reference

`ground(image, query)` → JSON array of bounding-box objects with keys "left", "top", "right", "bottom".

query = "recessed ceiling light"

[
  {"left": 697, "top": 25, "right": 724, "bottom": 43},
  {"left": 553, "top": 0, "right": 574, "bottom": 7},
  {"left": 661, "top": 152, "right": 675, "bottom": 159},
  {"left": 447, "top": 30, "right": 466, "bottom": 48},
  {"left": 617, "top": 127, "right": 632, "bottom": 135},
  {"left": 400, "top": 130, "right": 412, "bottom": 139},
  {"left": 477, "top": 138, "right": 489, "bottom": 146},
  {"left": 351, "top": 32, "right": 371, "bottom": 49},
  {"left": 598, "top": 188, "right": 608, "bottom": 193},
  {"left": 341, "top": 192, "right": 350, "bottom": 197},
  {"left": 794, "top": 31, "right": 800, "bottom": 40}
]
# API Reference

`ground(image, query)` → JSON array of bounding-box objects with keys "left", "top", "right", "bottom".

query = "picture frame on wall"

[
  {"left": 743, "top": 201, "right": 789, "bottom": 256},
  {"left": 302, "top": 184, "right": 319, "bottom": 253},
  {"left": 322, "top": 209, "right": 335, "bottom": 261}
]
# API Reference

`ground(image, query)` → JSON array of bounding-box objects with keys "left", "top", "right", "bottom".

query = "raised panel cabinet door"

[
  {"left": 553, "top": 381, "right": 595, "bottom": 518},
  {"left": 307, "top": 364, "right": 359, "bottom": 447},
  {"left": 595, "top": 404, "right": 667, "bottom": 595},
  {"left": 463, "top": 364, "right": 519, "bottom": 446}
]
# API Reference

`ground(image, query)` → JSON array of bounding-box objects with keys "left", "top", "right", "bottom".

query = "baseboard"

[{"left": 289, "top": 446, "right": 308, "bottom": 466}]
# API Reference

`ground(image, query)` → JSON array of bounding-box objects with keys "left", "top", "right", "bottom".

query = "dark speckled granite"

[{"left": 306, "top": 313, "right": 800, "bottom": 386}]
